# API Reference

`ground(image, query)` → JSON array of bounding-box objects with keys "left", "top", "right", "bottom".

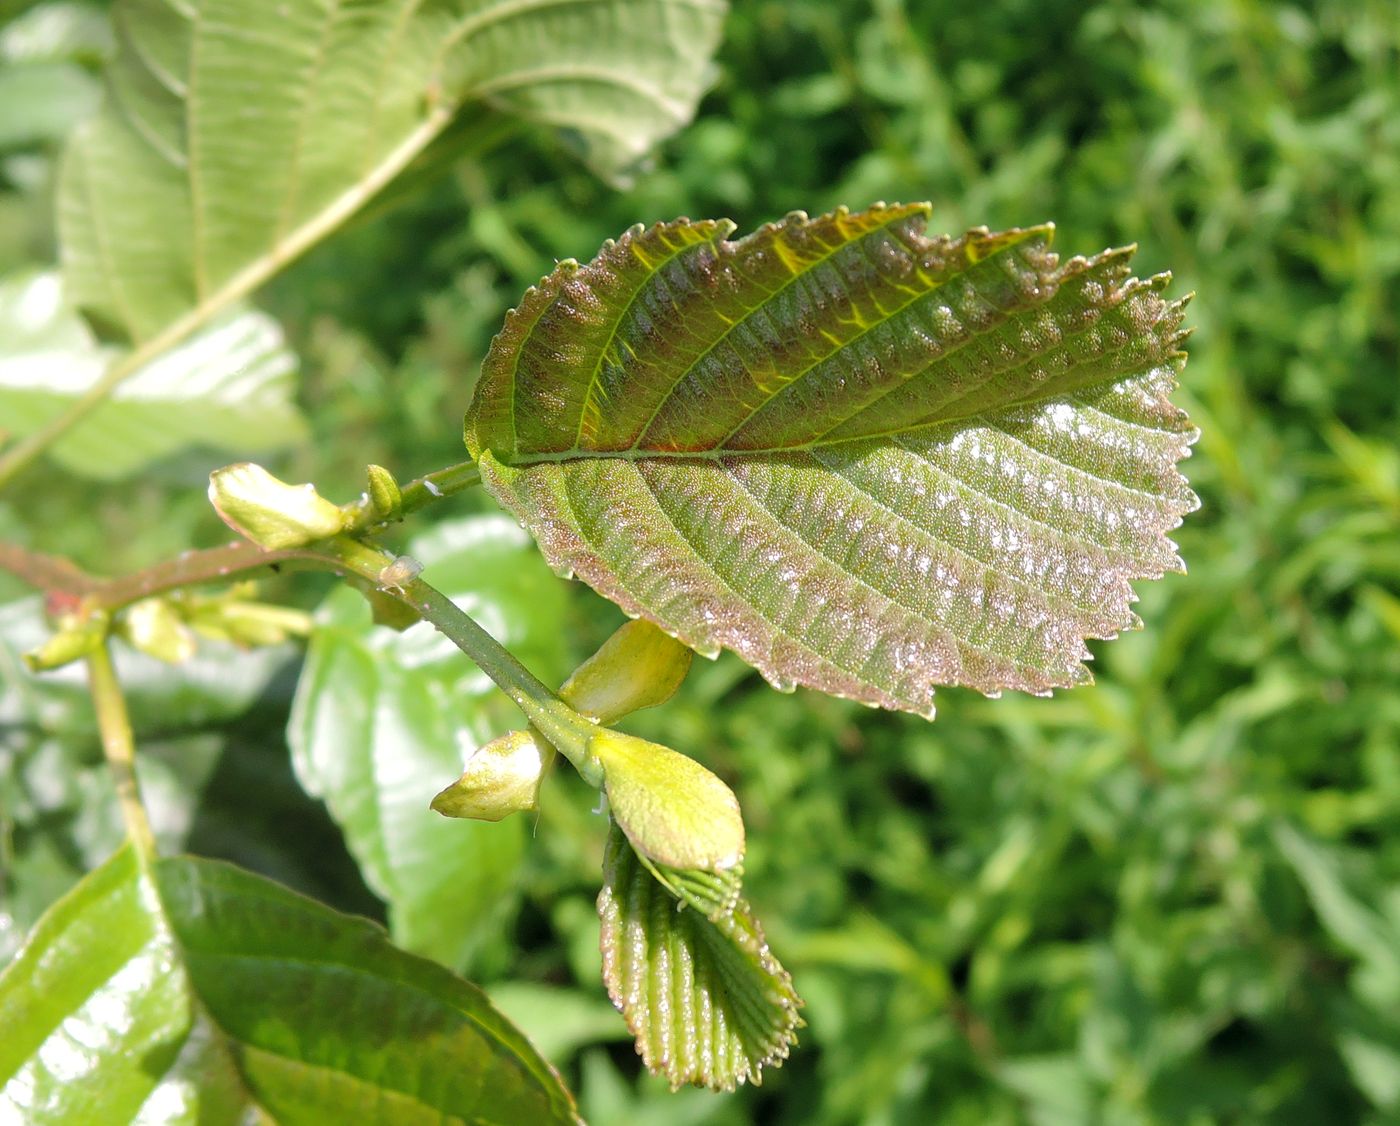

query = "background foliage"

[{"left": 3, "top": 0, "right": 1399, "bottom": 1121}]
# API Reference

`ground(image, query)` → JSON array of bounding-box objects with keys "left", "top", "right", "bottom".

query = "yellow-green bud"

[
  {"left": 119, "top": 598, "right": 195, "bottom": 663},
  {"left": 24, "top": 608, "right": 111, "bottom": 671},
  {"left": 208, "top": 463, "right": 347, "bottom": 550},
  {"left": 431, "top": 730, "right": 547, "bottom": 822},
  {"left": 560, "top": 620, "right": 693, "bottom": 724},
  {"left": 590, "top": 729, "right": 744, "bottom": 872},
  {"left": 366, "top": 464, "right": 403, "bottom": 522}
]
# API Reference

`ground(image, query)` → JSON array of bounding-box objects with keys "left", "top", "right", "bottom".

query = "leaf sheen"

[
  {"left": 0, "top": 847, "right": 578, "bottom": 1123},
  {"left": 598, "top": 822, "right": 801, "bottom": 1090},
  {"left": 465, "top": 203, "right": 1199, "bottom": 716}
]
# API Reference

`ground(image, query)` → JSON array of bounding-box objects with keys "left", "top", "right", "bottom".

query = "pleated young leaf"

[
  {"left": 59, "top": 0, "right": 726, "bottom": 347},
  {"left": 598, "top": 821, "right": 801, "bottom": 1090},
  {"left": 466, "top": 204, "right": 1198, "bottom": 717},
  {"left": 0, "top": 846, "right": 578, "bottom": 1123}
]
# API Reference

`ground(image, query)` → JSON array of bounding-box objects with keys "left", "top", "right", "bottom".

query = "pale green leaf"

[
  {"left": 288, "top": 515, "right": 572, "bottom": 971},
  {"left": 0, "top": 845, "right": 579, "bottom": 1123},
  {"left": 598, "top": 820, "right": 801, "bottom": 1090},
  {"left": 0, "top": 271, "right": 305, "bottom": 477},
  {"left": 466, "top": 204, "right": 1198, "bottom": 717},
  {"left": 58, "top": 0, "right": 727, "bottom": 347}
]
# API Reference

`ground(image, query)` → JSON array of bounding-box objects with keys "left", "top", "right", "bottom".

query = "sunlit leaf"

[
  {"left": 597, "top": 821, "right": 801, "bottom": 1090},
  {"left": 0, "top": 846, "right": 578, "bottom": 1123},
  {"left": 467, "top": 204, "right": 1197, "bottom": 716},
  {"left": 0, "top": 271, "right": 305, "bottom": 477},
  {"left": 58, "top": 0, "right": 727, "bottom": 346}
]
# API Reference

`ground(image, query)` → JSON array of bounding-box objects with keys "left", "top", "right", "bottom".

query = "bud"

[
  {"left": 366, "top": 464, "right": 403, "bottom": 522},
  {"left": 560, "top": 620, "right": 693, "bottom": 724},
  {"left": 431, "top": 730, "right": 547, "bottom": 822},
  {"left": 187, "top": 599, "right": 312, "bottom": 647},
  {"left": 209, "top": 462, "right": 347, "bottom": 550},
  {"left": 119, "top": 598, "right": 195, "bottom": 663},
  {"left": 24, "top": 608, "right": 111, "bottom": 671},
  {"left": 590, "top": 729, "right": 744, "bottom": 872}
]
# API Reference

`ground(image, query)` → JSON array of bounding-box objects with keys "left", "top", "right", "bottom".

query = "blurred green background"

[{"left": 3, "top": 0, "right": 1400, "bottom": 1121}]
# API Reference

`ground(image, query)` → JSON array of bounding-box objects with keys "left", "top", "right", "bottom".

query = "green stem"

[
  {"left": 86, "top": 641, "right": 156, "bottom": 863},
  {"left": 340, "top": 460, "right": 481, "bottom": 532},
  {"left": 320, "top": 535, "right": 596, "bottom": 772}
]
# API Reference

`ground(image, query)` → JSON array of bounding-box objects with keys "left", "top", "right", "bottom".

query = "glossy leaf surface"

[
  {"left": 598, "top": 821, "right": 801, "bottom": 1090},
  {"left": 288, "top": 515, "right": 572, "bottom": 971},
  {"left": 0, "top": 846, "right": 578, "bottom": 1123},
  {"left": 59, "top": 0, "right": 726, "bottom": 346},
  {"left": 467, "top": 204, "right": 1197, "bottom": 716}
]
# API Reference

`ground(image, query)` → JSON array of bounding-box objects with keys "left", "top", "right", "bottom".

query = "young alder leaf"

[
  {"left": 0, "top": 846, "right": 579, "bottom": 1123},
  {"left": 598, "top": 821, "right": 801, "bottom": 1090},
  {"left": 432, "top": 728, "right": 548, "bottom": 822},
  {"left": 59, "top": 0, "right": 726, "bottom": 347},
  {"left": 560, "top": 618, "right": 694, "bottom": 724},
  {"left": 208, "top": 462, "right": 348, "bottom": 550},
  {"left": 465, "top": 204, "right": 1198, "bottom": 718}
]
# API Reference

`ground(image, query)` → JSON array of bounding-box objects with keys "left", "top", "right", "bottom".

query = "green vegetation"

[{"left": 3, "top": 0, "right": 1399, "bottom": 1121}]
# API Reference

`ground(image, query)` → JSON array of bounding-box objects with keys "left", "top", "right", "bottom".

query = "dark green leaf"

[
  {"left": 0, "top": 846, "right": 579, "bottom": 1122},
  {"left": 466, "top": 204, "right": 1197, "bottom": 717}
]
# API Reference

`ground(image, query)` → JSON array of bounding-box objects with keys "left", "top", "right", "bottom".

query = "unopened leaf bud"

[
  {"left": 119, "top": 598, "right": 195, "bottom": 663},
  {"left": 560, "top": 620, "right": 693, "bottom": 724},
  {"left": 24, "top": 608, "right": 111, "bottom": 671},
  {"left": 366, "top": 464, "right": 403, "bottom": 521},
  {"left": 590, "top": 729, "right": 744, "bottom": 872},
  {"left": 208, "top": 463, "right": 347, "bottom": 550},
  {"left": 431, "top": 730, "right": 547, "bottom": 822}
]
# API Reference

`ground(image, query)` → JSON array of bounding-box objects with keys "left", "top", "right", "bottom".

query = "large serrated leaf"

[
  {"left": 466, "top": 203, "right": 1198, "bottom": 716},
  {"left": 598, "top": 820, "right": 801, "bottom": 1090},
  {"left": 59, "top": 0, "right": 726, "bottom": 346},
  {"left": 0, "top": 846, "right": 578, "bottom": 1123}
]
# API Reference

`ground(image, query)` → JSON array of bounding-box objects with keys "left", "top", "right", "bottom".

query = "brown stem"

[{"left": 0, "top": 542, "right": 97, "bottom": 596}]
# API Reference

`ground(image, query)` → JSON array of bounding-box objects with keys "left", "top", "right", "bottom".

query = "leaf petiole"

[{"left": 319, "top": 536, "right": 601, "bottom": 778}]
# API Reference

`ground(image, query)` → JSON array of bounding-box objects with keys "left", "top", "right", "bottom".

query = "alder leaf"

[
  {"left": 466, "top": 203, "right": 1198, "bottom": 717},
  {"left": 597, "top": 821, "right": 801, "bottom": 1090},
  {"left": 58, "top": 0, "right": 726, "bottom": 347}
]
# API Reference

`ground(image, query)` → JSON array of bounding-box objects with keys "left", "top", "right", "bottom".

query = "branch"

[{"left": 0, "top": 459, "right": 481, "bottom": 610}]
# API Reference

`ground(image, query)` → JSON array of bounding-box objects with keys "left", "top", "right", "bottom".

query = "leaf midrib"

[{"left": 620, "top": 209, "right": 921, "bottom": 453}]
